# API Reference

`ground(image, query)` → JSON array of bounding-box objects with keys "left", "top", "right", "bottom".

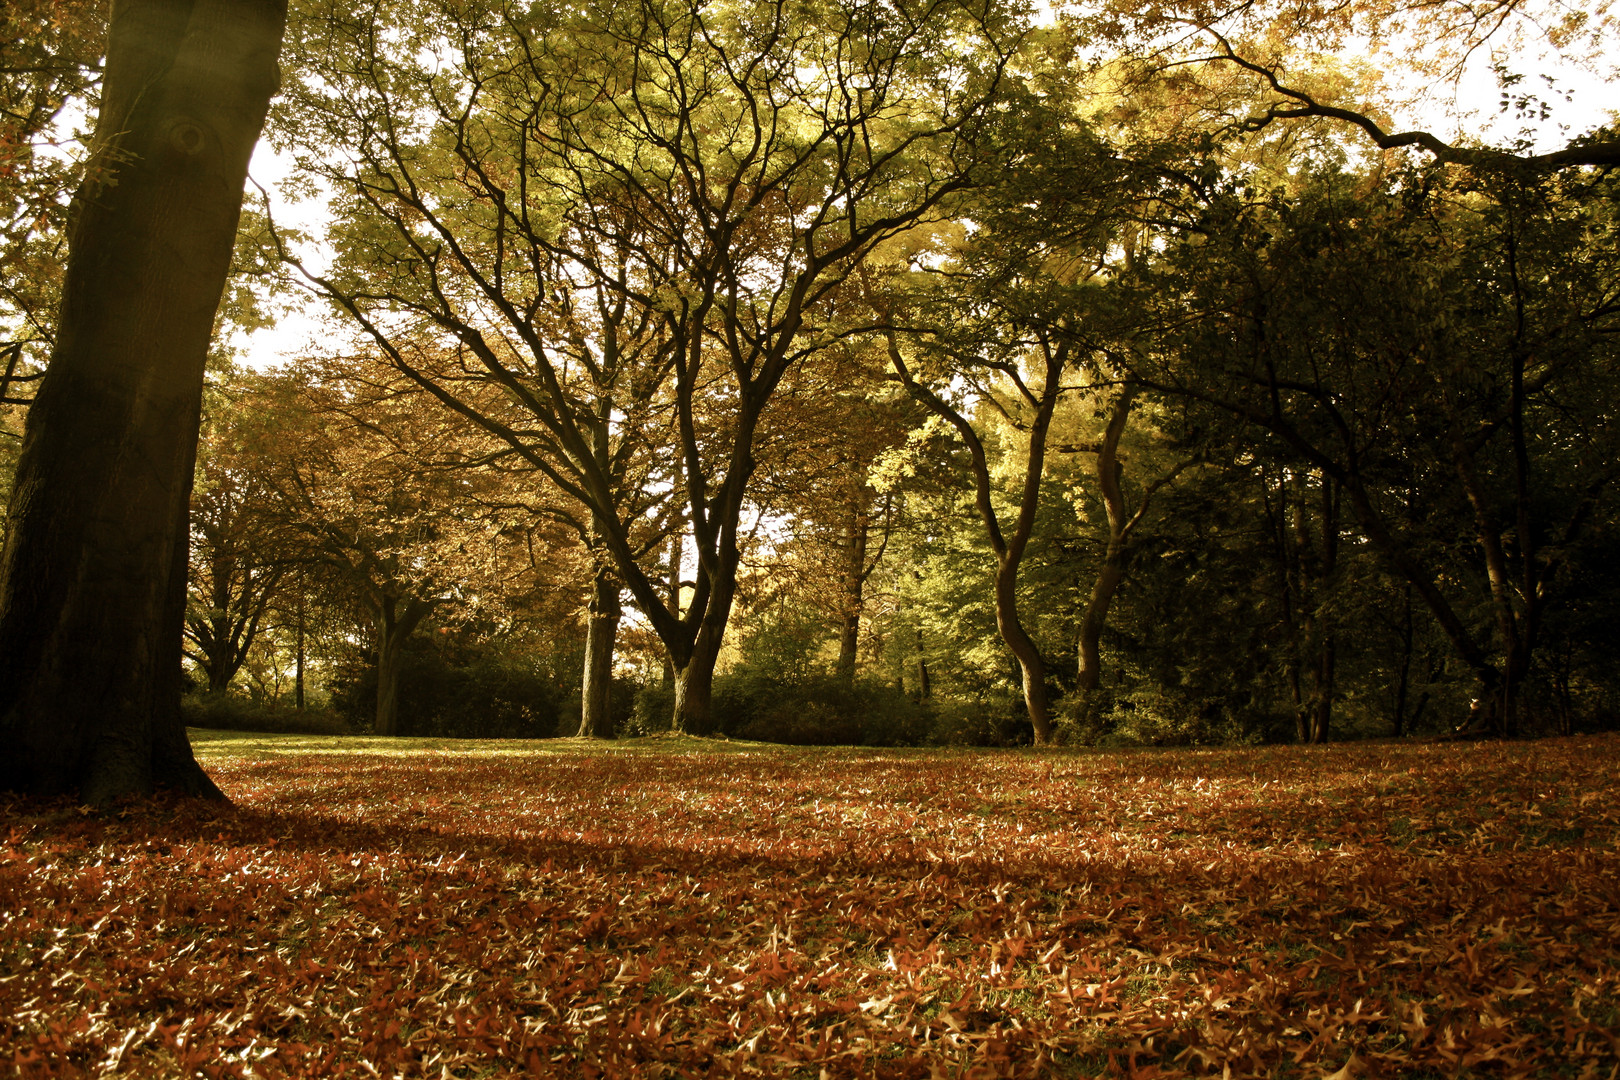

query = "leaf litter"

[{"left": 3, "top": 735, "right": 1618, "bottom": 1077}]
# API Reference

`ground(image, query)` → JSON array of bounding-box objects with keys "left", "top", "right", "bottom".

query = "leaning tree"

[{"left": 0, "top": 0, "right": 286, "bottom": 802}]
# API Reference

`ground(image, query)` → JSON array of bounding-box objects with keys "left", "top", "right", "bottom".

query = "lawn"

[{"left": 4, "top": 732, "right": 1618, "bottom": 1078}]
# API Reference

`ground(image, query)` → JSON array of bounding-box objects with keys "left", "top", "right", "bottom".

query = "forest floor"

[{"left": 3, "top": 733, "right": 1618, "bottom": 1079}]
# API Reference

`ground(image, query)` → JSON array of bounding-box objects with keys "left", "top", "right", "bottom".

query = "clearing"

[{"left": 4, "top": 732, "right": 1618, "bottom": 1077}]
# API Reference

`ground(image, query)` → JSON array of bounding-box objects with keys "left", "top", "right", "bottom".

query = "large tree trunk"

[
  {"left": 578, "top": 565, "right": 620, "bottom": 738},
  {"left": 0, "top": 0, "right": 285, "bottom": 803},
  {"left": 671, "top": 609, "right": 729, "bottom": 735},
  {"left": 671, "top": 638, "right": 717, "bottom": 735},
  {"left": 374, "top": 597, "right": 431, "bottom": 737}
]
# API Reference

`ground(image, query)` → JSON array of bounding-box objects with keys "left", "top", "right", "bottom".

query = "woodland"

[
  {"left": 3, "top": 0, "right": 1620, "bottom": 766},
  {"left": 2, "top": 2, "right": 1620, "bottom": 1075}
]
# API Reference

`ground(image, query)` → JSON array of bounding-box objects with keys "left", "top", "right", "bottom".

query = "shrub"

[
  {"left": 923, "top": 699, "right": 1030, "bottom": 747},
  {"left": 714, "top": 672, "right": 932, "bottom": 746},
  {"left": 623, "top": 682, "right": 676, "bottom": 737},
  {"left": 1095, "top": 687, "right": 1266, "bottom": 747},
  {"left": 329, "top": 643, "right": 565, "bottom": 738},
  {"left": 182, "top": 692, "right": 351, "bottom": 735}
]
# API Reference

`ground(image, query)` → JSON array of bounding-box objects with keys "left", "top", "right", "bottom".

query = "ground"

[{"left": 3, "top": 732, "right": 1618, "bottom": 1077}]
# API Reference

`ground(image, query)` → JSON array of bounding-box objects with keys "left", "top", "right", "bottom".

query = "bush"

[
  {"left": 329, "top": 642, "right": 566, "bottom": 738},
  {"left": 924, "top": 699, "right": 1031, "bottom": 747},
  {"left": 713, "top": 672, "right": 933, "bottom": 746},
  {"left": 1094, "top": 687, "right": 1266, "bottom": 747},
  {"left": 623, "top": 681, "right": 676, "bottom": 737},
  {"left": 182, "top": 692, "right": 351, "bottom": 735}
]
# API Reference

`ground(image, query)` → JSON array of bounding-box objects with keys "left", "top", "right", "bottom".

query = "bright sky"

[{"left": 236, "top": 141, "right": 335, "bottom": 371}]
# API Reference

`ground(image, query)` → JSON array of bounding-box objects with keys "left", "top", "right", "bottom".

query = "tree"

[
  {"left": 1093, "top": 0, "right": 1620, "bottom": 172},
  {"left": 238, "top": 360, "right": 549, "bottom": 736},
  {"left": 184, "top": 457, "right": 290, "bottom": 693},
  {"left": 1066, "top": 384, "right": 1201, "bottom": 700},
  {"left": 0, "top": 0, "right": 105, "bottom": 386},
  {"left": 1126, "top": 165, "right": 1620, "bottom": 734},
  {"left": 874, "top": 111, "right": 1160, "bottom": 742},
  {"left": 743, "top": 341, "right": 911, "bottom": 683},
  {"left": 271, "top": 0, "right": 1022, "bottom": 732},
  {"left": 0, "top": 0, "right": 286, "bottom": 802}
]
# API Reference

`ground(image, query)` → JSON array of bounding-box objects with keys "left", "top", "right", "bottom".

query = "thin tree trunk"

[
  {"left": 835, "top": 502, "right": 868, "bottom": 684},
  {"left": 294, "top": 583, "right": 305, "bottom": 710},
  {"left": 1076, "top": 556, "right": 1125, "bottom": 693},
  {"left": 914, "top": 628, "right": 932, "bottom": 701},
  {"left": 578, "top": 565, "right": 620, "bottom": 738},
  {"left": 1392, "top": 583, "right": 1414, "bottom": 737},
  {"left": 0, "top": 0, "right": 285, "bottom": 803},
  {"left": 1307, "top": 475, "right": 1339, "bottom": 743},
  {"left": 1076, "top": 386, "right": 1139, "bottom": 694}
]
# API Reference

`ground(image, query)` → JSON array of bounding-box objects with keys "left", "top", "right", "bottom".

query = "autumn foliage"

[{"left": 4, "top": 735, "right": 1618, "bottom": 1077}]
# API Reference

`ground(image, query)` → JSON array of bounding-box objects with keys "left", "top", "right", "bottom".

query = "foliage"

[
  {"left": 0, "top": 0, "right": 104, "bottom": 368},
  {"left": 4, "top": 736, "right": 1618, "bottom": 1076},
  {"left": 179, "top": 693, "right": 349, "bottom": 737},
  {"left": 326, "top": 635, "right": 573, "bottom": 740},
  {"left": 1125, "top": 164, "right": 1620, "bottom": 734}
]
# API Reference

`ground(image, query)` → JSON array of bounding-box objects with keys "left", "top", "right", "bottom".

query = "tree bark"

[
  {"left": 1076, "top": 386, "right": 1140, "bottom": 694},
  {"left": 0, "top": 0, "right": 285, "bottom": 803},
  {"left": 578, "top": 565, "right": 620, "bottom": 738},
  {"left": 671, "top": 623, "right": 722, "bottom": 735},
  {"left": 374, "top": 596, "right": 431, "bottom": 737},
  {"left": 835, "top": 502, "right": 869, "bottom": 684}
]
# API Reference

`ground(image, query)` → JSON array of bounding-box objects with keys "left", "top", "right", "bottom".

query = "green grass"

[{"left": 184, "top": 727, "right": 788, "bottom": 759}]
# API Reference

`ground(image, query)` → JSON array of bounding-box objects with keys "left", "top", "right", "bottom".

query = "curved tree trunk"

[
  {"left": 994, "top": 557, "right": 1051, "bottom": 742},
  {"left": 578, "top": 565, "right": 620, "bottom": 738},
  {"left": 1076, "top": 556, "right": 1127, "bottom": 693},
  {"left": 0, "top": 0, "right": 285, "bottom": 803},
  {"left": 1076, "top": 386, "right": 1140, "bottom": 695}
]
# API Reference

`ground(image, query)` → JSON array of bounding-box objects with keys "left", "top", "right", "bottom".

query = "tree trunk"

[
  {"left": 374, "top": 597, "right": 431, "bottom": 736},
  {"left": 0, "top": 0, "right": 286, "bottom": 803},
  {"left": 1076, "top": 386, "right": 1139, "bottom": 694},
  {"left": 1308, "top": 635, "right": 1336, "bottom": 743},
  {"left": 1391, "top": 583, "right": 1414, "bottom": 737},
  {"left": 578, "top": 565, "right": 620, "bottom": 738},
  {"left": 835, "top": 502, "right": 868, "bottom": 684},
  {"left": 294, "top": 584, "right": 305, "bottom": 710},
  {"left": 1076, "top": 555, "right": 1125, "bottom": 694},
  {"left": 671, "top": 629, "right": 720, "bottom": 736},
  {"left": 1306, "top": 476, "right": 1339, "bottom": 743},
  {"left": 995, "top": 555, "right": 1052, "bottom": 743},
  {"left": 914, "top": 628, "right": 932, "bottom": 701}
]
